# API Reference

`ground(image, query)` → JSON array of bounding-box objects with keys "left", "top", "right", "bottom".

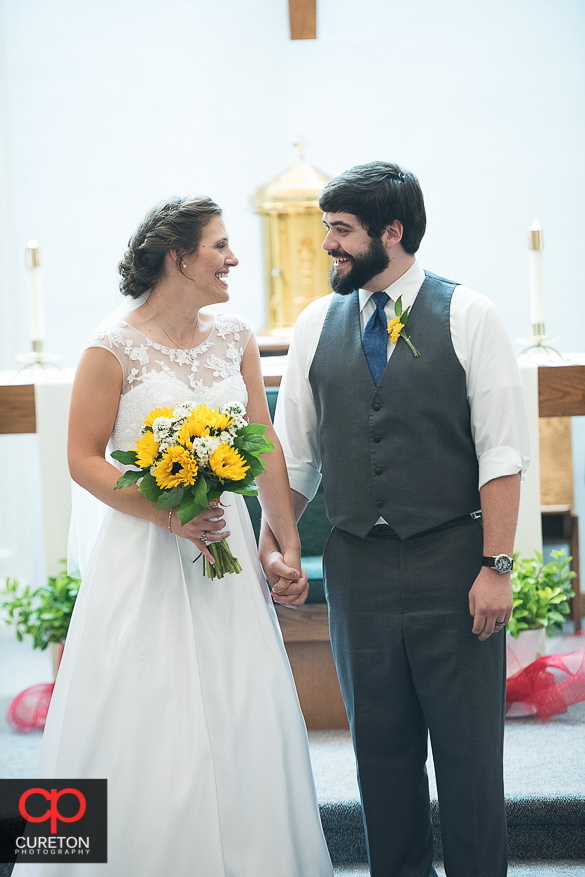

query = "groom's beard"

[{"left": 328, "top": 236, "right": 390, "bottom": 296}]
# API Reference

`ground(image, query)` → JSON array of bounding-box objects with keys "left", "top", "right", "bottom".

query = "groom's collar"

[{"left": 358, "top": 259, "right": 425, "bottom": 313}]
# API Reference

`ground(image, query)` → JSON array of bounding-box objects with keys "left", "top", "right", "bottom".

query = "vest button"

[
  {"left": 375, "top": 467, "right": 383, "bottom": 475},
  {"left": 373, "top": 402, "right": 381, "bottom": 411},
  {"left": 376, "top": 500, "right": 384, "bottom": 508},
  {"left": 373, "top": 434, "right": 382, "bottom": 443}
]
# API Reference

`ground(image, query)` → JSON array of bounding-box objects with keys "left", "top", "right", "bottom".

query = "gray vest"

[{"left": 308, "top": 271, "right": 480, "bottom": 539}]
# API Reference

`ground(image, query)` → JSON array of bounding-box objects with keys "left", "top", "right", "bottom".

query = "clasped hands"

[
  {"left": 167, "top": 506, "right": 308, "bottom": 605},
  {"left": 262, "top": 549, "right": 309, "bottom": 609}
]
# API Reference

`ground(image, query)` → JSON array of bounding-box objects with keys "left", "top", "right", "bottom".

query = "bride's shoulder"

[
  {"left": 84, "top": 319, "right": 145, "bottom": 349},
  {"left": 83, "top": 319, "right": 123, "bottom": 350},
  {"left": 213, "top": 311, "right": 254, "bottom": 342},
  {"left": 82, "top": 321, "right": 153, "bottom": 376}
]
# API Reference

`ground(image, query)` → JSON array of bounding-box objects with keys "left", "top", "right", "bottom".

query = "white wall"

[
  {"left": 3, "top": 0, "right": 584, "bottom": 366},
  {"left": 1, "top": 0, "right": 584, "bottom": 588}
]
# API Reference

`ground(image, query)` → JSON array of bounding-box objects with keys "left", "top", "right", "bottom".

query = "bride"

[{"left": 14, "top": 196, "right": 334, "bottom": 876}]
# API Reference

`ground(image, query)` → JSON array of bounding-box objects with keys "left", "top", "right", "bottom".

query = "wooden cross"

[{"left": 289, "top": 0, "right": 316, "bottom": 40}]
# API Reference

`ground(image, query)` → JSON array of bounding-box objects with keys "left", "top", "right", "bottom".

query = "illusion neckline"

[{"left": 119, "top": 315, "right": 216, "bottom": 354}]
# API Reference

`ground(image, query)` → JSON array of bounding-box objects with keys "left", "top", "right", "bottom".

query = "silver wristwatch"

[{"left": 482, "top": 554, "right": 514, "bottom": 575}]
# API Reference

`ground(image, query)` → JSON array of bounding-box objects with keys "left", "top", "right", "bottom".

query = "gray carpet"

[{"left": 308, "top": 700, "right": 585, "bottom": 803}]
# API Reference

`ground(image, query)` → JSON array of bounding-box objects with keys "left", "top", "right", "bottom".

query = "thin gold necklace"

[{"left": 146, "top": 301, "right": 199, "bottom": 352}]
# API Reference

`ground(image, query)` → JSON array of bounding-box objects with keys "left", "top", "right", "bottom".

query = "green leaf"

[
  {"left": 111, "top": 449, "right": 139, "bottom": 466},
  {"left": 192, "top": 476, "right": 209, "bottom": 509},
  {"left": 228, "top": 483, "right": 259, "bottom": 496},
  {"left": 249, "top": 459, "right": 266, "bottom": 477},
  {"left": 138, "top": 471, "right": 162, "bottom": 502},
  {"left": 394, "top": 296, "right": 403, "bottom": 317},
  {"left": 235, "top": 452, "right": 265, "bottom": 479},
  {"left": 156, "top": 486, "right": 185, "bottom": 510},
  {"left": 239, "top": 423, "right": 268, "bottom": 436},
  {"left": 177, "top": 492, "right": 205, "bottom": 525},
  {"left": 205, "top": 487, "right": 223, "bottom": 507},
  {"left": 114, "top": 469, "right": 144, "bottom": 489},
  {"left": 235, "top": 434, "right": 274, "bottom": 455}
]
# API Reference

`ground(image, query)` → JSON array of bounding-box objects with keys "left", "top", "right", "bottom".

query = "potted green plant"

[
  {"left": 508, "top": 549, "right": 576, "bottom": 637},
  {"left": 506, "top": 549, "right": 576, "bottom": 681},
  {"left": 1, "top": 561, "right": 80, "bottom": 679}
]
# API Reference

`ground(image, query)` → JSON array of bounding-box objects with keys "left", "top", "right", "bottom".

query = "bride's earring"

[{"left": 182, "top": 263, "right": 187, "bottom": 268}]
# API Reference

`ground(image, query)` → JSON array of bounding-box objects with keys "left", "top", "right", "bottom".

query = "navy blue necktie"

[{"left": 362, "top": 291, "right": 390, "bottom": 385}]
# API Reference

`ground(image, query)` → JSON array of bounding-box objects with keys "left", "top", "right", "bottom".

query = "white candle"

[
  {"left": 26, "top": 239, "right": 45, "bottom": 342},
  {"left": 528, "top": 220, "right": 544, "bottom": 328}
]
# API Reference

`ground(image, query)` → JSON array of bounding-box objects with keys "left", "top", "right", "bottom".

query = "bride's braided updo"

[{"left": 118, "top": 196, "right": 223, "bottom": 299}]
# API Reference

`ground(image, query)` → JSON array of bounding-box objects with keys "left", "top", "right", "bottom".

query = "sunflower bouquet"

[{"left": 111, "top": 401, "right": 273, "bottom": 580}]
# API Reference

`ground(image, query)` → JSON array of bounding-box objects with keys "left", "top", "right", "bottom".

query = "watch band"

[{"left": 482, "top": 554, "right": 514, "bottom": 574}]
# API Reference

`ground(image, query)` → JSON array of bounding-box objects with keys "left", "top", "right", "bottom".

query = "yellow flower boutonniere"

[{"left": 387, "top": 296, "right": 420, "bottom": 356}]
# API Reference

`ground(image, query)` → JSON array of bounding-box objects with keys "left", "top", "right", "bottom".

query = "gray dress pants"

[{"left": 323, "top": 516, "right": 507, "bottom": 877}]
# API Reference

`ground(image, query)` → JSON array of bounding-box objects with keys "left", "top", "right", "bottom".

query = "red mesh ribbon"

[
  {"left": 6, "top": 682, "right": 55, "bottom": 733},
  {"left": 506, "top": 631, "right": 585, "bottom": 721}
]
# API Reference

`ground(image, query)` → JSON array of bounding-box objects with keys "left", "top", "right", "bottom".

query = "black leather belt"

[{"left": 369, "top": 510, "right": 482, "bottom": 539}]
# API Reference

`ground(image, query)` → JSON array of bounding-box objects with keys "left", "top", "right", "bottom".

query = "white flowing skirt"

[{"left": 13, "top": 496, "right": 333, "bottom": 877}]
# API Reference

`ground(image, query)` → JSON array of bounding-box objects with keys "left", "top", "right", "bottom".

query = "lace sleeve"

[
  {"left": 204, "top": 313, "right": 255, "bottom": 381},
  {"left": 84, "top": 323, "right": 153, "bottom": 394},
  {"left": 84, "top": 325, "right": 126, "bottom": 363},
  {"left": 214, "top": 313, "right": 254, "bottom": 347}
]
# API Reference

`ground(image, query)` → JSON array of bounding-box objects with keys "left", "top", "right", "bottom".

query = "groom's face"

[{"left": 322, "top": 212, "right": 390, "bottom": 296}]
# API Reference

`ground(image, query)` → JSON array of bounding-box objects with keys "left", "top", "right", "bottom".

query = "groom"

[{"left": 260, "top": 161, "right": 530, "bottom": 877}]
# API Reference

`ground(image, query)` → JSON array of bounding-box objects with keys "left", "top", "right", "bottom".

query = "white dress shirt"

[{"left": 275, "top": 259, "right": 530, "bottom": 502}]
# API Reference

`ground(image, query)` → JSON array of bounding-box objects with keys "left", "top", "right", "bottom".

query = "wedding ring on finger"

[
  {"left": 495, "top": 620, "right": 506, "bottom": 628},
  {"left": 200, "top": 533, "right": 210, "bottom": 546}
]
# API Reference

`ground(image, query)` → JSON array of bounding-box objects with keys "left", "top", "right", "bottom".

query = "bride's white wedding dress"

[{"left": 14, "top": 313, "right": 333, "bottom": 877}]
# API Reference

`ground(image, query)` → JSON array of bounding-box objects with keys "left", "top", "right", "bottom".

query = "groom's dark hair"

[{"left": 318, "top": 161, "right": 426, "bottom": 255}]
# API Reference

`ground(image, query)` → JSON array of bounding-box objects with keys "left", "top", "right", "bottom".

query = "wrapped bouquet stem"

[
  {"left": 199, "top": 497, "right": 242, "bottom": 579},
  {"left": 112, "top": 401, "right": 273, "bottom": 580}
]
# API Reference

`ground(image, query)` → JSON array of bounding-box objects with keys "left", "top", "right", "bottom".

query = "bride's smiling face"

[{"left": 182, "top": 216, "right": 238, "bottom": 304}]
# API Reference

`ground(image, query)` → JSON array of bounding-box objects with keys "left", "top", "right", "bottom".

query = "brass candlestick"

[
  {"left": 516, "top": 324, "right": 564, "bottom": 361},
  {"left": 16, "top": 340, "right": 62, "bottom": 372},
  {"left": 517, "top": 224, "right": 564, "bottom": 360},
  {"left": 17, "top": 240, "right": 61, "bottom": 371}
]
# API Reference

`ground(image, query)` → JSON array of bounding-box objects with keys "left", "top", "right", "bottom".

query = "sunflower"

[
  {"left": 135, "top": 431, "right": 160, "bottom": 468},
  {"left": 208, "top": 444, "right": 249, "bottom": 481},
  {"left": 190, "top": 404, "right": 235, "bottom": 436},
  {"left": 177, "top": 413, "right": 209, "bottom": 448},
  {"left": 153, "top": 446, "right": 198, "bottom": 489},
  {"left": 143, "top": 406, "right": 175, "bottom": 428},
  {"left": 206, "top": 409, "right": 235, "bottom": 433}
]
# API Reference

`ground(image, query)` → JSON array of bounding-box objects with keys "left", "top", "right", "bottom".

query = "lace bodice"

[{"left": 85, "top": 313, "right": 253, "bottom": 452}]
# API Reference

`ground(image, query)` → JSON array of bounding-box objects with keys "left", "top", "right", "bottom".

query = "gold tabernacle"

[{"left": 251, "top": 140, "right": 331, "bottom": 337}]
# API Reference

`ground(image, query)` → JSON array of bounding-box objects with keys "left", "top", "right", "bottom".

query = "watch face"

[{"left": 494, "top": 554, "right": 513, "bottom": 574}]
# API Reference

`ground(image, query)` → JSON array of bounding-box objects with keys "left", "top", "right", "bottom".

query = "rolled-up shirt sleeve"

[
  {"left": 452, "top": 287, "right": 531, "bottom": 490},
  {"left": 274, "top": 298, "right": 330, "bottom": 501}
]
